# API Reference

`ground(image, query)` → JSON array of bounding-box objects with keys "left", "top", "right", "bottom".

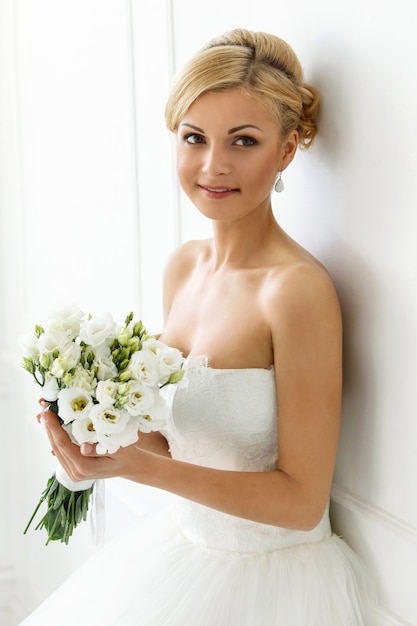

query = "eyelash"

[{"left": 183, "top": 133, "right": 258, "bottom": 147}]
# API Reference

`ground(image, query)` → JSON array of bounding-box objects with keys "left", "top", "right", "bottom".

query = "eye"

[
  {"left": 234, "top": 136, "right": 257, "bottom": 147},
  {"left": 183, "top": 133, "right": 205, "bottom": 144}
]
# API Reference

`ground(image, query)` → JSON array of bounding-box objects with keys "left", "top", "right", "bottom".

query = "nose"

[{"left": 201, "top": 144, "right": 231, "bottom": 177}]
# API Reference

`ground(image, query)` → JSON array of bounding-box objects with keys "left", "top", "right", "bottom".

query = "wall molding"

[
  {"left": 331, "top": 483, "right": 417, "bottom": 543},
  {"left": 370, "top": 607, "right": 415, "bottom": 626},
  {"left": 331, "top": 484, "right": 416, "bottom": 625}
]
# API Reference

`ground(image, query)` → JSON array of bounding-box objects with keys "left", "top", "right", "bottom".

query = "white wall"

[{"left": 1, "top": 1, "right": 415, "bottom": 624}]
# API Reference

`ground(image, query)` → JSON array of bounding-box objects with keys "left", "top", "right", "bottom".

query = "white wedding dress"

[{"left": 21, "top": 359, "right": 376, "bottom": 625}]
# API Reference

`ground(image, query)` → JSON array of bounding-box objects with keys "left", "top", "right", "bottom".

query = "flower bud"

[
  {"left": 35, "top": 324, "right": 44, "bottom": 338},
  {"left": 117, "top": 382, "right": 130, "bottom": 396},
  {"left": 117, "top": 328, "right": 132, "bottom": 346},
  {"left": 128, "top": 337, "right": 140, "bottom": 353},
  {"left": 22, "top": 357, "right": 35, "bottom": 374},
  {"left": 39, "top": 353, "right": 50, "bottom": 369},
  {"left": 62, "top": 372, "right": 73, "bottom": 386},
  {"left": 167, "top": 370, "right": 185, "bottom": 385}
]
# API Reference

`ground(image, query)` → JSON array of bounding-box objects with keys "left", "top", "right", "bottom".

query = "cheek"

[
  {"left": 176, "top": 160, "right": 190, "bottom": 192},
  {"left": 176, "top": 152, "right": 194, "bottom": 186},
  {"left": 243, "top": 157, "right": 277, "bottom": 191}
]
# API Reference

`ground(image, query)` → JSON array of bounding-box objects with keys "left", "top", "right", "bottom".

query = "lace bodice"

[
  {"left": 163, "top": 358, "right": 331, "bottom": 554},
  {"left": 167, "top": 357, "right": 278, "bottom": 472}
]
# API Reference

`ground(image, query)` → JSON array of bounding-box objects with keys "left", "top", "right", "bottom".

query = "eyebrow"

[{"left": 180, "top": 123, "right": 263, "bottom": 134}]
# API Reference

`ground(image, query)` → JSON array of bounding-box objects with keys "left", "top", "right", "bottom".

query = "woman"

[{"left": 22, "top": 29, "right": 376, "bottom": 625}]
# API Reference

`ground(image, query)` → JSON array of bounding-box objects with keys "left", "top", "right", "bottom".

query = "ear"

[{"left": 279, "top": 130, "right": 298, "bottom": 172}]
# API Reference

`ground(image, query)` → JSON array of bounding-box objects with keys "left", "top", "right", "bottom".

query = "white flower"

[
  {"left": 71, "top": 417, "right": 99, "bottom": 446},
  {"left": 45, "top": 305, "right": 84, "bottom": 336},
  {"left": 141, "top": 337, "right": 164, "bottom": 353},
  {"left": 20, "top": 332, "right": 39, "bottom": 360},
  {"left": 49, "top": 342, "right": 82, "bottom": 379},
  {"left": 57, "top": 387, "right": 94, "bottom": 424},
  {"left": 95, "top": 380, "right": 118, "bottom": 406},
  {"left": 156, "top": 345, "right": 184, "bottom": 383},
  {"left": 136, "top": 393, "right": 169, "bottom": 432},
  {"left": 94, "top": 352, "right": 118, "bottom": 381},
  {"left": 79, "top": 313, "right": 116, "bottom": 347},
  {"left": 90, "top": 403, "right": 130, "bottom": 435},
  {"left": 129, "top": 350, "right": 159, "bottom": 387},
  {"left": 37, "top": 330, "right": 71, "bottom": 358},
  {"left": 124, "top": 381, "right": 156, "bottom": 416},
  {"left": 62, "top": 366, "right": 96, "bottom": 391},
  {"left": 95, "top": 415, "right": 140, "bottom": 454}
]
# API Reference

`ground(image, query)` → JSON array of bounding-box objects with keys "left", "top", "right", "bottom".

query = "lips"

[
  {"left": 199, "top": 185, "right": 239, "bottom": 199},
  {"left": 205, "top": 186, "right": 233, "bottom": 192}
]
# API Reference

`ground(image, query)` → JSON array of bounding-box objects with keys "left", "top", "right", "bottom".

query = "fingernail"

[
  {"left": 81, "top": 443, "right": 93, "bottom": 455},
  {"left": 39, "top": 415, "right": 47, "bottom": 425}
]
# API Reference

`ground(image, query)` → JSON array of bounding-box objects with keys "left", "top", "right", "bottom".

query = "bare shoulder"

[
  {"left": 263, "top": 250, "right": 342, "bottom": 332},
  {"left": 163, "top": 239, "right": 210, "bottom": 281}
]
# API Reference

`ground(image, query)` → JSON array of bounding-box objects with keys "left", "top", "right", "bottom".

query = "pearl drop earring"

[{"left": 274, "top": 172, "right": 284, "bottom": 193}]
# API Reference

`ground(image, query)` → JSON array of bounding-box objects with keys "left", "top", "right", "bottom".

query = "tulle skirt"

[{"left": 21, "top": 506, "right": 376, "bottom": 626}]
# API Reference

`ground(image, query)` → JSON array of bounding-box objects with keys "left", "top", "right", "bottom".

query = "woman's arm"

[{"left": 42, "top": 264, "right": 342, "bottom": 532}]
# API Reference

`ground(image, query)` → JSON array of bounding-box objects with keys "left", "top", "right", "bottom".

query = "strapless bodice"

[{"left": 163, "top": 358, "right": 331, "bottom": 553}]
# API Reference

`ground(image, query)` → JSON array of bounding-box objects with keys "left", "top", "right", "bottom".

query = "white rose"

[
  {"left": 45, "top": 305, "right": 84, "bottom": 336},
  {"left": 95, "top": 415, "right": 140, "bottom": 454},
  {"left": 90, "top": 403, "right": 130, "bottom": 435},
  {"left": 49, "top": 342, "right": 82, "bottom": 378},
  {"left": 124, "top": 381, "right": 156, "bottom": 416},
  {"left": 95, "top": 380, "right": 118, "bottom": 406},
  {"left": 79, "top": 313, "right": 116, "bottom": 347},
  {"left": 56, "top": 387, "right": 94, "bottom": 424},
  {"left": 129, "top": 350, "right": 159, "bottom": 387}
]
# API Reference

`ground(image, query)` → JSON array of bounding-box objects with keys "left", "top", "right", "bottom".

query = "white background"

[{"left": 0, "top": 1, "right": 415, "bottom": 624}]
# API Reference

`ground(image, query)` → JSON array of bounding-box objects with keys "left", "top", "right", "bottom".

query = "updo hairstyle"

[{"left": 165, "top": 29, "right": 319, "bottom": 148}]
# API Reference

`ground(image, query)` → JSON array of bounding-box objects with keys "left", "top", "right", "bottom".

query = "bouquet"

[{"left": 21, "top": 306, "right": 184, "bottom": 544}]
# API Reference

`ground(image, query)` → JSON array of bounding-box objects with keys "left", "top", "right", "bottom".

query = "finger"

[
  {"left": 80, "top": 443, "right": 95, "bottom": 456},
  {"left": 39, "top": 409, "right": 62, "bottom": 432},
  {"left": 39, "top": 398, "right": 54, "bottom": 411},
  {"left": 39, "top": 412, "right": 76, "bottom": 466},
  {"left": 37, "top": 399, "right": 59, "bottom": 423}
]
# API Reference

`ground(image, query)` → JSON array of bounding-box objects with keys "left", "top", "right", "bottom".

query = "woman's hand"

[{"left": 37, "top": 399, "right": 171, "bottom": 485}]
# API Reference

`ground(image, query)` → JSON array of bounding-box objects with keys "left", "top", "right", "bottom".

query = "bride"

[{"left": 21, "top": 28, "right": 377, "bottom": 625}]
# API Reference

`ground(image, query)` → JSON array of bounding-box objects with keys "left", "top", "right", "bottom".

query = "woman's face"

[{"left": 176, "top": 88, "right": 297, "bottom": 222}]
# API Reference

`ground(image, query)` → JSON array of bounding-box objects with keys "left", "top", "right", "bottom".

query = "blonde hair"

[{"left": 165, "top": 29, "right": 319, "bottom": 148}]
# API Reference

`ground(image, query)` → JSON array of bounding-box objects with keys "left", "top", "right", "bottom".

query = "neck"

[{"left": 210, "top": 206, "right": 281, "bottom": 269}]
